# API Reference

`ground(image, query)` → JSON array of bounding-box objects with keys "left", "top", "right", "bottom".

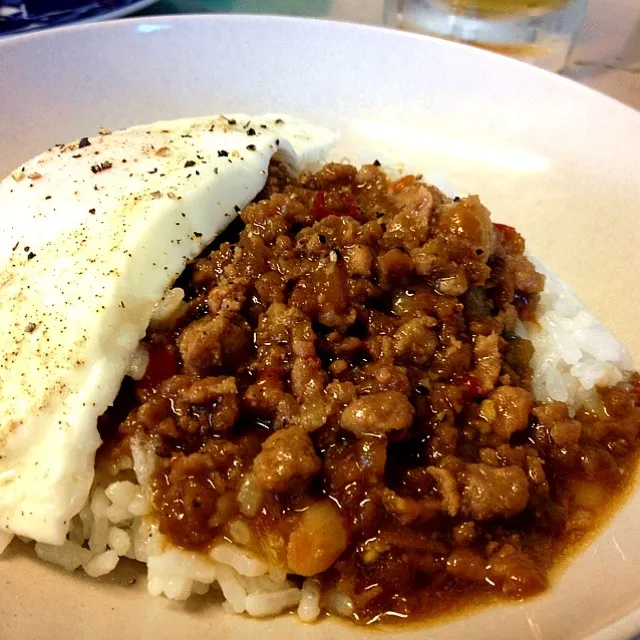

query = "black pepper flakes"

[
  {"left": 148, "top": 168, "right": 158, "bottom": 175},
  {"left": 25, "top": 323, "right": 36, "bottom": 333},
  {"left": 247, "top": 128, "right": 256, "bottom": 136},
  {"left": 218, "top": 150, "right": 229, "bottom": 157},
  {"left": 227, "top": 118, "right": 237, "bottom": 125},
  {"left": 453, "top": 196, "right": 461, "bottom": 202},
  {"left": 72, "top": 154, "right": 82, "bottom": 159},
  {"left": 27, "top": 252, "right": 36, "bottom": 260},
  {"left": 234, "top": 205, "right": 240, "bottom": 213},
  {"left": 373, "top": 159, "right": 381, "bottom": 167},
  {"left": 91, "top": 161, "right": 112, "bottom": 174},
  {"left": 194, "top": 232, "right": 203, "bottom": 238},
  {"left": 246, "top": 144, "right": 256, "bottom": 151},
  {"left": 184, "top": 160, "right": 196, "bottom": 168},
  {"left": 78, "top": 137, "right": 91, "bottom": 149},
  {"left": 275, "top": 118, "right": 284, "bottom": 124},
  {"left": 89, "top": 208, "right": 96, "bottom": 215},
  {"left": 214, "top": 168, "right": 219, "bottom": 174},
  {"left": 45, "top": 195, "right": 52, "bottom": 200}
]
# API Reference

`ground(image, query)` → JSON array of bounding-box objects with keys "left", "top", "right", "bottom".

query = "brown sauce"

[{"left": 99, "top": 161, "right": 640, "bottom": 624}]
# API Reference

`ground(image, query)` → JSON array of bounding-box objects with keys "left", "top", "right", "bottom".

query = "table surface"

[{"left": 132, "top": 0, "right": 640, "bottom": 110}]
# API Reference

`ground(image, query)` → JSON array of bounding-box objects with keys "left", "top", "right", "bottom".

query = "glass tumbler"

[{"left": 384, "top": 0, "right": 588, "bottom": 71}]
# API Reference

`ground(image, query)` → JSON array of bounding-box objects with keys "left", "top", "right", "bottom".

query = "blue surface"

[{"left": 0, "top": 0, "right": 155, "bottom": 35}]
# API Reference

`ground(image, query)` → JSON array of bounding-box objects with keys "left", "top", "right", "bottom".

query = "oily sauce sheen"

[{"left": 100, "top": 162, "right": 640, "bottom": 624}]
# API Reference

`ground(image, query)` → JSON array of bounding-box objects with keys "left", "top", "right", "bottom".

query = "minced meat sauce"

[{"left": 99, "top": 161, "right": 640, "bottom": 624}]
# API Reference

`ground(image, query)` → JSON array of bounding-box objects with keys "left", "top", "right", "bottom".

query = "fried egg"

[{"left": 0, "top": 114, "right": 334, "bottom": 545}]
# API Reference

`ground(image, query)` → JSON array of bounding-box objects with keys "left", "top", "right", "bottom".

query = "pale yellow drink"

[{"left": 443, "top": 0, "right": 570, "bottom": 16}]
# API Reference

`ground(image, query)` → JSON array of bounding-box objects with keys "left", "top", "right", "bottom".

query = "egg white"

[{"left": 0, "top": 114, "right": 335, "bottom": 544}]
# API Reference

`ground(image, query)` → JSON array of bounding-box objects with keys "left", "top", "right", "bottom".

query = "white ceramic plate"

[{"left": 1, "top": 14, "right": 640, "bottom": 640}]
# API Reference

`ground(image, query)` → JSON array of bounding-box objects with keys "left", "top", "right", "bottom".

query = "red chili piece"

[
  {"left": 142, "top": 344, "right": 177, "bottom": 387},
  {"left": 458, "top": 374, "right": 480, "bottom": 402},
  {"left": 312, "top": 191, "right": 360, "bottom": 220},
  {"left": 494, "top": 223, "right": 517, "bottom": 241}
]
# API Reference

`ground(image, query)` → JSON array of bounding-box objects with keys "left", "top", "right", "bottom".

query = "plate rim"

[{"left": 1, "top": 12, "right": 639, "bottom": 123}]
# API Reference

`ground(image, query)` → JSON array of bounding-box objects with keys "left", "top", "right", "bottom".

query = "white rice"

[
  {"left": 0, "top": 258, "right": 633, "bottom": 622},
  {"left": 298, "top": 578, "right": 322, "bottom": 622},
  {"left": 149, "top": 287, "right": 186, "bottom": 329},
  {"left": 126, "top": 346, "right": 150, "bottom": 381},
  {"left": 84, "top": 550, "right": 119, "bottom": 578},
  {"left": 210, "top": 543, "right": 269, "bottom": 577},
  {"left": 517, "top": 256, "right": 633, "bottom": 410}
]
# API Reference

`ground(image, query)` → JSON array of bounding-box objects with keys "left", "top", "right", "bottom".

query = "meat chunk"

[
  {"left": 393, "top": 317, "right": 438, "bottom": 365},
  {"left": 446, "top": 548, "right": 489, "bottom": 583},
  {"left": 509, "top": 254, "right": 545, "bottom": 294},
  {"left": 427, "top": 466, "right": 461, "bottom": 516},
  {"left": 386, "top": 182, "right": 435, "bottom": 250},
  {"left": 207, "top": 282, "right": 247, "bottom": 314},
  {"left": 290, "top": 263, "right": 354, "bottom": 328},
  {"left": 436, "top": 269, "right": 468, "bottom": 297},
  {"left": 340, "top": 391, "right": 414, "bottom": 435},
  {"left": 533, "top": 402, "right": 582, "bottom": 447},
  {"left": 178, "top": 315, "right": 252, "bottom": 376},
  {"left": 380, "top": 488, "right": 441, "bottom": 525},
  {"left": 181, "top": 376, "right": 237, "bottom": 403},
  {"left": 438, "top": 196, "right": 495, "bottom": 261},
  {"left": 472, "top": 333, "right": 502, "bottom": 394},
  {"left": 243, "top": 369, "right": 290, "bottom": 418},
  {"left": 343, "top": 244, "right": 373, "bottom": 277},
  {"left": 460, "top": 463, "right": 529, "bottom": 520},
  {"left": 155, "top": 442, "right": 241, "bottom": 548},
  {"left": 324, "top": 437, "right": 386, "bottom": 491},
  {"left": 376, "top": 248, "right": 413, "bottom": 290},
  {"left": 253, "top": 426, "right": 321, "bottom": 492},
  {"left": 480, "top": 386, "right": 533, "bottom": 438}
]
